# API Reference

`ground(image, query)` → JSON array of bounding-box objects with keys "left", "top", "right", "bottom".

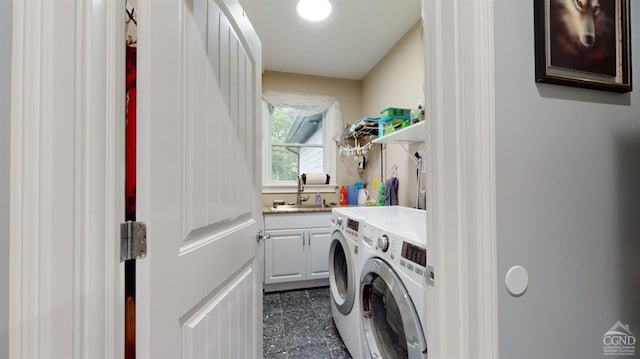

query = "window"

[
  {"left": 270, "top": 107, "right": 324, "bottom": 181},
  {"left": 262, "top": 91, "right": 339, "bottom": 191}
]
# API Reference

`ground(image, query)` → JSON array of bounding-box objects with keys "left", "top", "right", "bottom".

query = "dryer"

[
  {"left": 329, "top": 207, "right": 365, "bottom": 358},
  {"left": 358, "top": 209, "right": 428, "bottom": 359}
]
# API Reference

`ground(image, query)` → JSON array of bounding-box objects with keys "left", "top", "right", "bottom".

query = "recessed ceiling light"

[{"left": 297, "top": 0, "right": 332, "bottom": 22}]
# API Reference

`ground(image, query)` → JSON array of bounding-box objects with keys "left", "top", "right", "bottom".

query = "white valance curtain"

[{"left": 262, "top": 90, "right": 343, "bottom": 143}]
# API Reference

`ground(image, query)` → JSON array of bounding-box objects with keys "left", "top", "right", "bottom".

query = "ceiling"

[{"left": 238, "top": 0, "right": 422, "bottom": 80}]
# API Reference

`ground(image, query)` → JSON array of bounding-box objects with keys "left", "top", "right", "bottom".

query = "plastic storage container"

[
  {"left": 378, "top": 115, "right": 410, "bottom": 137},
  {"left": 380, "top": 107, "right": 411, "bottom": 118},
  {"left": 378, "top": 107, "right": 411, "bottom": 137}
]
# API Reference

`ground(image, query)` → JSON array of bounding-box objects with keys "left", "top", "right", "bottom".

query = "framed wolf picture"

[{"left": 534, "top": 0, "right": 632, "bottom": 93}]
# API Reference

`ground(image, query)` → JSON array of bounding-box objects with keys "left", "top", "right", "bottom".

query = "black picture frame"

[{"left": 534, "top": 0, "right": 632, "bottom": 93}]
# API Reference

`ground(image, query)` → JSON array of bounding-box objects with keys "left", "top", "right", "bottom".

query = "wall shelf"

[{"left": 372, "top": 121, "right": 425, "bottom": 144}]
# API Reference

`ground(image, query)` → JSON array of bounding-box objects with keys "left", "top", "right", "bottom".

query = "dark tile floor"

[{"left": 263, "top": 286, "right": 353, "bottom": 359}]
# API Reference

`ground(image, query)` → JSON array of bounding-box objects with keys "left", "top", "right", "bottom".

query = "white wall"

[
  {"left": 0, "top": 0, "right": 11, "bottom": 357},
  {"left": 495, "top": 1, "right": 640, "bottom": 358}
]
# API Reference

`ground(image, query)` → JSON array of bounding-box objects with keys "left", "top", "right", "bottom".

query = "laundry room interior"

[
  {"left": 255, "top": 9, "right": 426, "bottom": 211},
  {"left": 241, "top": 0, "right": 429, "bottom": 357}
]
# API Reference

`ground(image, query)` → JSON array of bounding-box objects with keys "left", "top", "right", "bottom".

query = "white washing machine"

[
  {"left": 358, "top": 208, "right": 429, "bottom": 359},
  {"left": 329, "top": 207, "right": 365, "bottom": 359}
]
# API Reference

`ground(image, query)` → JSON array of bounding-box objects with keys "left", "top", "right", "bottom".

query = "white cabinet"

[
  {"left": 306, "top": 228, "right": 332, "bottom": 280},
  {"left": 265, "top": 229, "right": 306, "bottom": 283},
  {"left": 263, "top": 212, "right": 332, "bottom": 289}
]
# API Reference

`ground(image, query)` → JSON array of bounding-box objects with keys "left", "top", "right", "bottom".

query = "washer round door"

[
  {"left": 329, "top": 231, "right": 355, "bottom": 315},
  {"left": 360, "top": 257, "right": 427, "bottom": 359}
]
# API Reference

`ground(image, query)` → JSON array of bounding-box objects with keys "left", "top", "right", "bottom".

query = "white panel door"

[{"left": 136, "top": 0, "right": 263, "bottom": 357}]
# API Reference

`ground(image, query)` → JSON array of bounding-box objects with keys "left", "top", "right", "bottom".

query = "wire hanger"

[
  {"left": 125, "top": 2, "right": 137, "bottom": 47},
  {"left": 389, "top": 164, "right": 399, "bottom": 178},
  {"left": 126, "top": 2, "right": 137, "bottom": 26},
  {"left": 339, "top": 135, "right": 372, "bottom": 159}
]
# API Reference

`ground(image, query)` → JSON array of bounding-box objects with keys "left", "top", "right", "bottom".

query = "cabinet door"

[
  {"left": 306, "top": 228, "right": 332, "bottom": 280},
  {"left": 264, "top": 229, "right": 305, "bottom": 284}
]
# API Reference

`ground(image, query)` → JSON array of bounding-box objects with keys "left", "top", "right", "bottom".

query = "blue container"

[{"left": 347, "top": 185, "right": 358, "bottom": 205}]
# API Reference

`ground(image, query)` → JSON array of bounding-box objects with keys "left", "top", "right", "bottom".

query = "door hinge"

[{"left": 120, "top": 221, "right": 147, "bottom": 262}]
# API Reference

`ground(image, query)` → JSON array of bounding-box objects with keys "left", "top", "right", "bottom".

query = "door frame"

[
  {"left": 8, "top": 0, "right": 499, "bottom": 357},
  {"left": 9, "top": 0, "right": 124, "bottom": 357},
  {"left": 422, "top": 0, "right": 499, "bottom": 358}
]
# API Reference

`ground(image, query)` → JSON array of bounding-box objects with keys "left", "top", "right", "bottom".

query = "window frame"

[{"left": 262, "top": 99, "right": 337, "bottom": 193}]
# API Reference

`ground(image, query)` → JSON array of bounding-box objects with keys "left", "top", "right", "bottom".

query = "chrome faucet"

[{"left": 297, "top": 176, "right": 310, "bottom": 206}]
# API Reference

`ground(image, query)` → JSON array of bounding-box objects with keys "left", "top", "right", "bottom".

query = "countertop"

[{"left": 262, "top": 204, "right": 365, "bottom": 215}]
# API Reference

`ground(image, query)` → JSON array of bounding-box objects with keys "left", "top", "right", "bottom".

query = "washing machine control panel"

[
  {"left": 401, "top": 241, "right": 427, "bottom": 267},
  {"left": 346, "top": 218, "right": 359, "bottom": 232},
  {"left": 343, "top": 218, "right": 360, "bottom": 238},
  {"left": 363, "top": 223, "right": 428, "bottom": 281},
  {"left": 333, "top": 213, "right": 362, "bottom": 239}
]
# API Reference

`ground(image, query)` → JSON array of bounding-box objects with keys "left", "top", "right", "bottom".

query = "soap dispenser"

[{"left": 315, "top": 191, "right": 322, "bottom": 207}]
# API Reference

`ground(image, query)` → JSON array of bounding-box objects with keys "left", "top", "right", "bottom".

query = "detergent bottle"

[
  {"left": 377, "top": 181, "right": 386, "bottom": 206},
  {"left": 340, "top": 186, "right": 347, "bottom": 205},
  {"left": 357, "top": 187, "right": 369, "bottom": 205}
]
